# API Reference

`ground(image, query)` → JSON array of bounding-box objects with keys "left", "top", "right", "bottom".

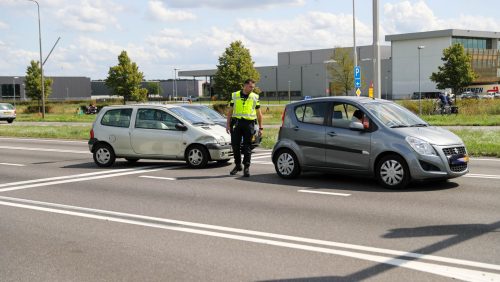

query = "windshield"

[
  {"left": 364, "top": 102, "right": 428, "bottom": 128},
  {"left": 184, "top": 106, "right": 224, "bottom": 120},
  {"left": 0, "top": 104, "right": 14, "bottom": 110},
  {"left": 169, "top": 107, "right": 214, "bottom": 125}
]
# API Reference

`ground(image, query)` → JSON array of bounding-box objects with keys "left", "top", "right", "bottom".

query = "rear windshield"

[{"left": 0, "top": 104, "right": 14, "bottom": 110}]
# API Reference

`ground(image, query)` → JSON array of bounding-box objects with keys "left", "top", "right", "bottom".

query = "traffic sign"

[
  {"left": 355, "top": 79, "right": 361, "bottom": 88},
  {"left": 356, "top": 88, "right": 361, "bottom": 96},
  {"left": 354, "top": 66, "right": 360, "bottom": 79}
]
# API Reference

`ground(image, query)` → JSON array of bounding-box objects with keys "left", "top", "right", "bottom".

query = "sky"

[{"left": 1, "top": 0, "right": 499, "bottom": 80}]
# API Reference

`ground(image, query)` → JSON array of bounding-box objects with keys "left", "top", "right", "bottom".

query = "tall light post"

[
  {"left": 288, "top": 80, "right": 291, "bottom": 103},
  {"left": 28, "top": 0, "right": 45, "bottom": 118},
  {"left": 418, "top": 45, "right": 425, "bottom": 115},
  {"left": 174, "top": 68, "right": 179, "bottom": 99},
  {"left": 373, "top": 0, "right": 381, "bottom": 99},
  {"left": 12, "top": 77, "right": 18, "bottom": 107},
  {"left": 353, "top": 0, "right": 357, "bottom": 68}
]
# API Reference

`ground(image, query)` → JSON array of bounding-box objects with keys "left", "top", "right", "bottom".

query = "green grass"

[
  {"left": 0, "top": 125, "right": 91, "bottom": 140},
  {"left": 16, "top": 113, "right": 97, "bottom": 122},
  {"left": 422, "top": 114, "right": 500, "bottom": 126},
  {"left": 450, "top": 129, "right": 500, "bottom": 157},
  {"left": 260, "top": 128, "right": 279, "bottom": 149}
]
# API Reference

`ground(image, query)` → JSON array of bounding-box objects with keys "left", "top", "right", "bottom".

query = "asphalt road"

[{"left": 0, "top": 137, "right": 499, "bottom": 282}]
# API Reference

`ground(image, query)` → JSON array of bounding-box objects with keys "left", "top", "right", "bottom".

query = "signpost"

[{"left": 354, "top": 66, "right": 361, "bottom": 89}]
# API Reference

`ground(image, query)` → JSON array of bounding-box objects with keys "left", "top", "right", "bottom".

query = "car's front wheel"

[
  {"left": 274, "top": 149, "right": 300, "bottom": 179},
  {"left": 376, "top": 154, "right": 410, "bottom": 189},
  {"left": 186, "top": 145, "right": 209, "bottom": 168},
  {"left": 93, "top": 143, "right": 116, "bottom": 167}
]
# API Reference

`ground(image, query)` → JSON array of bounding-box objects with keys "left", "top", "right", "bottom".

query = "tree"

[
  {"left": 213, "top": 41, "right": 260, "bottom": 101},
  {"left": 327, "top": 48, "right": 354, "bottom": 96},
  {"left": 105, "top": 51, "right": 148, "bottom": 104},
  {"left": 24, "top": 60, "right": 53, "bottom": 106},
  {"left": 430, "top": 43, "right": 477, "bottom": 96},
  {"left": 145, "top": 81, "right": 162, "bottom": 96}
]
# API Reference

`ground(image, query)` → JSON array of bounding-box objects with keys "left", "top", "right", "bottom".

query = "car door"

[
  {"left": 98, "top": 108, "right": 134, "bottom": 155},
  {"left": 130, "top": 108, "right": 184, "bottom": 157},
  {"left": 325, "top": 102, "right": 371, "bottom": 171},
  {"left": 290, "top": 102, "right": 328, "bottom": 167}
]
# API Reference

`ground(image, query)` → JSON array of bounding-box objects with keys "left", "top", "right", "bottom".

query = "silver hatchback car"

[
  {"left": 272, "top": 97, "right": 469, "bottom": 189},
  {"left": 89, "top": 104, "right": 232, "bottom": 168},
  {"left": 0, "top": 103, "right": 16, "bottom": 123}
]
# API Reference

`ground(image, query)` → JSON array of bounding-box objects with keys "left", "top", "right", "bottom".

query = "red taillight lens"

[
  {"left": 90, "top": 128, "right": 94, "bottom": 139},
  {"left": 281, "top": 108, "right": 287, "bottom": 127}
]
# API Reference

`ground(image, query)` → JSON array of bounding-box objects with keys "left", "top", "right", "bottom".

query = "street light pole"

[
  {"left": 28, "top": 0, "right": 45, "bottom": 118},
  {"left": 353, "top": 0, "right": 357, "bottom": 68},
  {"left": 288, "top": 80, "right": 291, "bottom": 103},
  {"left": 174, "top": 68, "right": 179, "bottom": 99},
  {"left": 418, "top": 45, "right": 425, "bottom": 115},
  {"left": 13, "top": 77, "right": 18, "bottom": 107}
]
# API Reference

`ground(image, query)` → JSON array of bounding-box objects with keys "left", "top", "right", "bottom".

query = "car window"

[
  {"left": 331, "top": 103, "right": 363, "bottom": 129},
  {"left": 100, "top": 108, "right": 132, "bottom": 128},
  {"left": 0, "top": 104, "right": 14, "bottom": 110},
  {"left": 294, "top": 105, "right": 305, "bottom": 121},
  {"left": 135, "top": 109, "right": 180, "bottom": 130},
  {"left": 301, "top": 103, "right": 327, "bottom": 125}
]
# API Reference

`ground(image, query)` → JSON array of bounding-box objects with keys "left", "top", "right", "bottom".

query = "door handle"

[
  {"left": 293, "top": 126, "right": 300, "bottom": 131},
  {"left": 328, "top": 131, "right": 337, "bottom": 137}
]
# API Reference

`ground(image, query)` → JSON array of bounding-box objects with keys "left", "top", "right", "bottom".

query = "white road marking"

[
  {"left": 0, "top": 166, "right": 183, "bottom": 193},
  {"left": 252, "top": 155, "right": 272, "bottom": 160},
  {"left": 0, "top": 145, "right": 89, "bottom": 154},
  {"left": 0, "top": 168, "right": 136, "bottom": 188},
  {"left": 0, "top": 137, "right": 88, "bottom": 144},
  {"left": 0, "top": 163, "right": 25, "bottom": 167},
  {"left": 298, "top": 190, "right": 351, "bottom": 197},
  {"left": 253, "top": 161, "right": 273, "bottom": 165},
  {"left": 0, "top": 196, "right": 499, "bottom": 281},
  {"left": 470, "top": 158, "right": 500, "bottom": 162},
  {"left": 251, "top": 152, "right": 273, "bottom": 157},
  {"left": 140, "top": 175, "right": 177, "bottom": 181},
  {"left": 464, "top": 174, "right": 500, "bottom": 180}
]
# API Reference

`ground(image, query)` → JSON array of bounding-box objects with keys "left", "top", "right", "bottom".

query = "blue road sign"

[
  {"left": 354, "top": 66, "right": 361, "bottom": 79},
  {"left": 355, "top": 79, "right": 361, "bottom": 88}
]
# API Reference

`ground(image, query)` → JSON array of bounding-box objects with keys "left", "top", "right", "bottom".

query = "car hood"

[
  {"left": 396, "top": 126, "right": 463, "bottom": 146},
  {"left": 196, "top": 124, "right": 231, "bottom": 144}
]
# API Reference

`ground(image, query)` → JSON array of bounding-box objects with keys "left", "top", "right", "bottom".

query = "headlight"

[{"left": 406, "top": 136, "right": 436, "bottom": 156}]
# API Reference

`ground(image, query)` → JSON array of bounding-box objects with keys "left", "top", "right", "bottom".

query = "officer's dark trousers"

[{"left": 231, "top": 118, "right": 254, "bottom": 168}]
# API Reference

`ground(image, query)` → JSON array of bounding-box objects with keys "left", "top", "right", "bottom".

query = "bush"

[
  {"left": 212, "top": 103, "right": 229, "bottom": 115},
  {"left": 23, "top": 105, "right": 54, "bottom": 114}
]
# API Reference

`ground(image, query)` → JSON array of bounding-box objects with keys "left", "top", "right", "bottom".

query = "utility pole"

[
  {"left": 373, "top": 0, "right": 381, "bottom": 99},
  {"left": 353, "top": 0, "right": 357, "bottom": 69}
]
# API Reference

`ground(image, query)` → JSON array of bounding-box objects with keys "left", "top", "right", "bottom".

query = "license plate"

[{"left": 2, "top": 111, "right": 13, "bottom": 115}]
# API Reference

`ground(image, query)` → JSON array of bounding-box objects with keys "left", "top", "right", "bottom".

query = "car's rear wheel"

[
  {"left": 186, "top": 145, "right": 209, "bottom": 168},
  {"left": 125, "top": 158, "right": 139, "bottom": 163},
  {"left": 93, "top": 143, "right": 116, "bottom": 167},
  {"left": 274, "top": 149, "right": 300, "bottom": 179},
  {"left": 376, "top": 154, "right": 410, "bottom": 189}
]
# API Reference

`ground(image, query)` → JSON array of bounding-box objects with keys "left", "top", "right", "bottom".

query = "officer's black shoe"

[
  {"left": 230, "top": 166, "right": 242, "bottom": 175},
  {"left": 243, "top": 166, "right": 250, "bottom": 177}
]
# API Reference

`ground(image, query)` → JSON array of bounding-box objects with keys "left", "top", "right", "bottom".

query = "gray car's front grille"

[
  {"left": 443, "top": 146, "right": 466, "bottom": 156},
  {"left": 450, "top": 164, "right": 468, "bottom": 172}
]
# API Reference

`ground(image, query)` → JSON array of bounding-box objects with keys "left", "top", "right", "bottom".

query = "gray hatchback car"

[{"left": 272, "top": 97, "right": 469, "bottom": 189}]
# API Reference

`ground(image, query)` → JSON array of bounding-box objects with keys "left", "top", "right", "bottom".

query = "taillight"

[
  {"left": 281, "top": 108, "right": 287, "bottom": 127},
  {"left": 90, "top": 128, "right": 94, "bottom": 139}
]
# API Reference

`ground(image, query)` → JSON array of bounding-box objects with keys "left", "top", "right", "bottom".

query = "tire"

[
  {"left": 186, "top": 145, "right": 209, "bottom": 168},
  {"left": 125, "top": 158, "right": 139, "bottom": 163},
  {"left": 93, "top": 143, "right": 116, "bottom": 167},
  {"left": 7, "top": 119, "right": 14, "bottom": 124},
  {"left": 274, "top": 149, "right": 300, "bottom": 179},
  {"left": 376, "top": 154, "right": 410, "bottom": 189}
]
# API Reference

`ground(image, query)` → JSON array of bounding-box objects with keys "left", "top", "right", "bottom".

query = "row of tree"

[{"left": 23, "top": 41, "right": 476, "bottom": 105}]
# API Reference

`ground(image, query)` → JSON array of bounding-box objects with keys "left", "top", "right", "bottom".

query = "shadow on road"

[
  {"left": 259, "top": 221, "right": 500, "bottom": 281},
  {"left": 237, "top": 172, "right": 459, "bottom": 193}
]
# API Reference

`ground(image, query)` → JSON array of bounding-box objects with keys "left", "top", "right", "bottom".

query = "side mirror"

[
  {"left": 175, "top": 123, "right": 188, "bottom": 131},
  {"left": 349, "top": 121, "right": 364, "bottom": 131}
]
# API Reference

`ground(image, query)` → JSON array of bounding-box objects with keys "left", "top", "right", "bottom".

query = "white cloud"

[
  {"left": 0, "top": 20, "right": 8, "bottom": 29},
  {"left": 146, "top": 29, "right": 193, "bottom": 48},
  {"left": 55, "top": 1, "right": 122, "bottom": 32},
  {"left": 147, "top": 0, "right": 196, "bottom": 21},
  {"left": 162, "top": 0, "right": 305, "bottom": 10},
  {"left": 383, "top": 0, "right": 500, "bottom": 34}
]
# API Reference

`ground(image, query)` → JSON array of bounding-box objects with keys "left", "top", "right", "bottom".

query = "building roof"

[{"left": 386, "top": 29, "right": 500, "bottom": 42}]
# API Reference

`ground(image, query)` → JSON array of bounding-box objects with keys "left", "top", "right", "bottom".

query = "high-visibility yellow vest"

[{"left": 231, "top": 91, "right": 260, "bottom": 120}]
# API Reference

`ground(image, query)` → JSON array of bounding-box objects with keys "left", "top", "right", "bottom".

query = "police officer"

[{"left": 226, "top": 79, "right": 263, "bottom": 177}]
